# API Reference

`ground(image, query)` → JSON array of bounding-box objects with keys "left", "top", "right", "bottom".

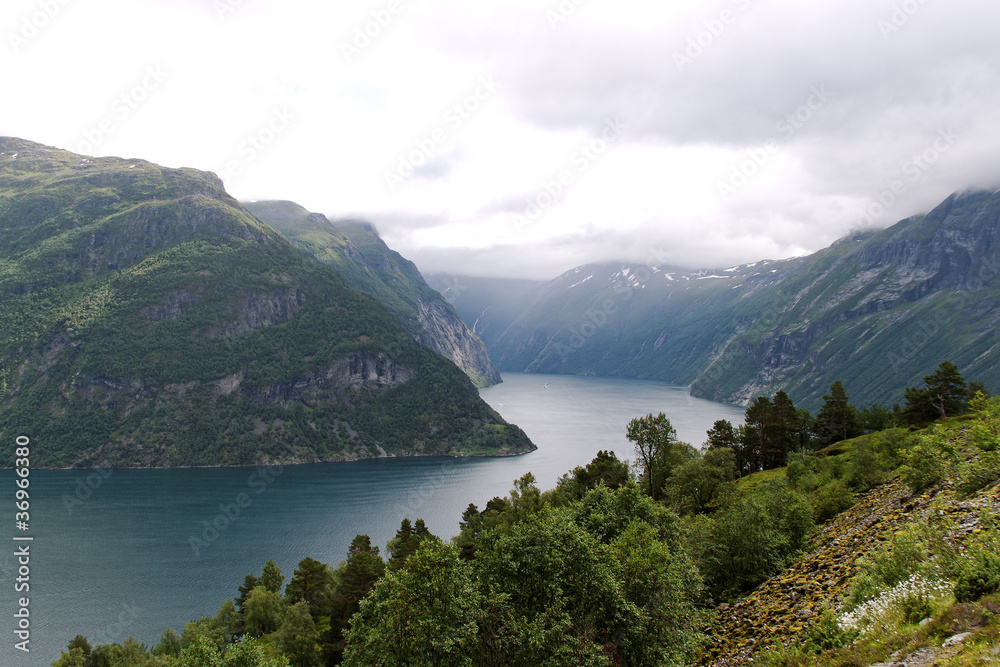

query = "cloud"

[{"left": 4, "top": 0, "right": 1000, "bottom": 281}]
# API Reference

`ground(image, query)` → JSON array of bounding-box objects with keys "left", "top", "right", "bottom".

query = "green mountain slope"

[
  {"left": 460, "top": 190, "right": 1000, "bottom": 411},
  {"left": 0, "top": 138, "right": 533, "bottom": 468},
  {"left": 244, "top": 201, "right": 501, "bottom": 388}
]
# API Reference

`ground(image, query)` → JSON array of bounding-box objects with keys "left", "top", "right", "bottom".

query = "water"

[{"left": 0, "top": 372, "right": 744, "bottom": 664}]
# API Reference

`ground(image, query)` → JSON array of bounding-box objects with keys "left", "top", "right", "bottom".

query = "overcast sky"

[{"left": 4, "top": 0, "right": 1000, "bottom": 280}]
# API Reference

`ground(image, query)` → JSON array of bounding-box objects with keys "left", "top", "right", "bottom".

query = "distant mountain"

[
  {"left": 423, "top": 273, "right": 545, "bottom": 349},
  {"left": 457, "top": 190, "right": 1000, "bottom": 411},
  {"left": 0, "top": 138, "right": 533, "bottom": 468},
  {"left": 244, "top": 200, "right": 501, "bottom": 387}
]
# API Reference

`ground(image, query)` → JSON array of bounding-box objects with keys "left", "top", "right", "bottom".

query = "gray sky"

[{"left": 4, "top": 0, "right": 1000, "bottom": 279}]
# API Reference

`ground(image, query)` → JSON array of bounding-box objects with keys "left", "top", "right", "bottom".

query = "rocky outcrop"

[
  {"left": 701, "top": 469, "right": 1000, "bottom": 666},
  {"left": 414, "top": 297, "right": 501, "bottom": 386}
]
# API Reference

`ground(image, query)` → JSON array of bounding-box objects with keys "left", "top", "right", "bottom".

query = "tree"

[
  {"left": 924, "top": 361, "right": 969, "bottom": 420},
  {"left": 343, "top": 541, "right": 482, "bottom": 666},
  {"left": 739, "top": 396, "right": 773, "bottom": 474},
  {"left": 815, "top": 381, "right": 862, "bottom": 446},
  {"left": 244, "top": 586, "right": 285, "bottom": 638},
  {"left": 387, "top": 518, "right": 439, "bottom": 571},
  {"left": 277, "top": 601, "right": 321, "bottom": 667},
  {"left": 324, "top": 535, "right": 386, "bottom": 664},
  {"left": 765, "top": 390, "right": 797, "bottom": 467},
  {"left": 236, "top": 573, "right": 259, "bottom": 615},
  {"left": 705, "top": 419, "right": 739, "bottom": 451},
  {"left": 627, "top": 412, "right": 693, "bottom": 500},
  {"left": 284, "top": 557, "right": 333, "bottom": 618},
  {"left": 153, "top": 627, "right": 183, "bottom": 657},
  {"left": 663, "top": 447, "right": 737, "bottom": 515},
  {"left": 902, "top": 361, "right": 973, "bottom": 425},
  {"left": 260, "top": 560, "right": 284, "bottom": 594}
]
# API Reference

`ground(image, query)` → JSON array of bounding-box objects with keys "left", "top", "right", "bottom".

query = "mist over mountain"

[{"left": 431, "top": 189, "right": 1000, "bottom": 411}]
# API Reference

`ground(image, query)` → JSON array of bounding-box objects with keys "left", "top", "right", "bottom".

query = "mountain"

[
  {"left": 244, "top": 201, "right": 501, "bottom": 388},
  {"left": 423, "top": 273, "right": 545, "bottom": 348},
  {"left": 0, "top": 138, "right": 533, "bottom": 468},
  {"left": 452, "top": 190, "right": 1000, "bottom": 411}
]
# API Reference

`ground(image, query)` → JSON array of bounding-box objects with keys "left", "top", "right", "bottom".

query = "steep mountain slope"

[
  {"left": 466, "top": 190, "right": 1000, "bottom": 411},
  {"left": 423, "top": 273, "right": 545, "bottom": 350},
  {"left": 0, "top": 138, "right": 533, "bottom": 467},
  {"left": 244, "top": 201, "right": 501, "bottom": 388}
]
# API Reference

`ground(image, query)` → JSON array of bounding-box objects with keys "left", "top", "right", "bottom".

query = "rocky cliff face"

[
  {"left": 414, "top": 297, "right": 501, "bottom": 387},
  {"left": 244, "top": 201, "right": 502, "bottom": 387}
]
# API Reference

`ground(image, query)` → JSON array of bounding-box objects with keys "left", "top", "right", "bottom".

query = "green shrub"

[
  {"left": 811, "top": 480, "right": 854, "bottom": 523},
  {"left": 899, "top": 433, "right": 954, "bottom": 493},
  {"left": 957, "top": 451, "right": 1000, "bottom": 496},
  {"left": 953, "top": 529, "right": 1000, "bottom": 602}
]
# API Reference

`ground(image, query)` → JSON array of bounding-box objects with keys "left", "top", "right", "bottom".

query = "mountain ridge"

[
  {"left": 434, "top": 189, "right": 1000, "bottom": 412},
  {"left": 0, "top": 137, "right": 533, "bottom": 468}
]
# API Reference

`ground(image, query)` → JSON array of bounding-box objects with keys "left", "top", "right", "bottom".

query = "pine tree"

[{"left": 815, "top": 381, "right": 861, "bottom": 446}]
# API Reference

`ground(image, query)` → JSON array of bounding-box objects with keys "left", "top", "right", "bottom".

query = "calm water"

[{"left": 1, "top": 373, "right": 744, "bottom": 665}]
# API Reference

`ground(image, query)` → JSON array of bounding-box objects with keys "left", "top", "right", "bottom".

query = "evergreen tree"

[
  {"left": 705, "top": 419, "right": 739, "bottom": 451},
  {"left": 260, "top": 560, "right": 284, "bottom": 594},
  {"left": 324, "top": 535, "right": 386, "bottom": 665},
  {"left": 284, "top": 557, "right": 333, "bottom": 618},
  {"left": 739, "top": 396, "right": 772, "bottom": 474},
  {"left": 236, "top": 574, "right": 259, "bottom": 615},
  {"left": 815, "top": 381, "right": 862, "bottom": 446}
]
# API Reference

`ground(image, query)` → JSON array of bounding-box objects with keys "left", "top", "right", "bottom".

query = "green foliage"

[
  {"left": 701, "top": 481, "right": 814, "bottom": 600},
  {"left": 810, "top": 480, "right": 855, "bottom": 523},
  {"left": 276, "top": 601, "right": 321, "bottom": 667},
  {"left": 815, "top": 381, "right": 863, "bottom": 447},
  {"left": 627, "top": 412, "right": 693, "bottom": 500},
  {"left": 283, "top": 557, "right": 333, "bottom": 618},
  {"left": 343, "top": 541, "right": 482, "bottom": 666},
  {"left": 386, "top": 518, "right": 439, "bottom": 571},
  {"left": 662, "top": 447, "right": 737, "bottom": 515},
  {"left": 556, "top": 450, "right": 632, "bottom": 500},
  {"left": 152, "top": 628, "right": 182, "bottom": 657},
  {"left": 952, "top": 518, "right": 1000, "bottom": 603},
  {"left": 899, "top": 431, "right": 956, "bottom": 492},
  {"left": 244, "top": 586, "right": 286, "bottom": 638},
  {"left": 260, "top": 560, "right": 284, "bottom": 594}
]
